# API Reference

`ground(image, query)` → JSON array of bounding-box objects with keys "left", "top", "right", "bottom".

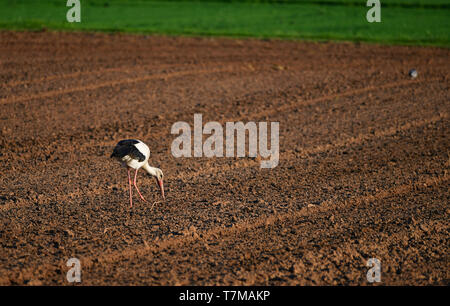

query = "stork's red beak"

[{"left": 157, "top": 179, "right": 165, "bottom": 200}]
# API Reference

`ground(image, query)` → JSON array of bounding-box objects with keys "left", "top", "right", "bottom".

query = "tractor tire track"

[{"left": 0, "top": 66, "right": 242, "bottom": 105}]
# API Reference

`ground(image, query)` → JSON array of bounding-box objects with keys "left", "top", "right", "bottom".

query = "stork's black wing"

[
  {"left": 117, "top": 139, "right": 140, "bottom": 146},
  {"left": 110, "top": 139, "right": 146, "bottom": 162}
]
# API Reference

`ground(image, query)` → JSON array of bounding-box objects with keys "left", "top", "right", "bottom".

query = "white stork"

[{"left": 111, "top": 139, "right": 165, "bottom": 208}]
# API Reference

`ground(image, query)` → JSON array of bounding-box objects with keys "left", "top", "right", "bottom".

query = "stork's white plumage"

[{"left": 111, "top": 139, "right": 165, "bottom": 208}]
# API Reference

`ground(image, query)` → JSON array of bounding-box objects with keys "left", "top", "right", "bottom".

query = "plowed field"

[{"left": 0, "top": 31, "right": 448, "bottom": 285}]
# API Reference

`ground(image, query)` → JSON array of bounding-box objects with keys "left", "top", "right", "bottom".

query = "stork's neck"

[{"left": 142, "top": 163, "right": 159, "bottom": 177}]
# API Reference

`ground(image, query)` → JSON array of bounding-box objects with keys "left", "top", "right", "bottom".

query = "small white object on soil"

[{"left": 409, "top": 69, "right": 418, "bottom": 78}]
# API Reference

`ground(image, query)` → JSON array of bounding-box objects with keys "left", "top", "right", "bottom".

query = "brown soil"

[{"left": 0, "top": 31, "right": 449, "bottom": 285}]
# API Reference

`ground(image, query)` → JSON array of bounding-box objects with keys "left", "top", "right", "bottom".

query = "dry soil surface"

[{"left": 0, "top": 31, "right": 449, "bottom": 285}]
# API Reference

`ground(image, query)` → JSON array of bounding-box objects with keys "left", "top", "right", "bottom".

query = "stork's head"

[{"left": 154, "top": 168, "right": 165, "bottom": 200}]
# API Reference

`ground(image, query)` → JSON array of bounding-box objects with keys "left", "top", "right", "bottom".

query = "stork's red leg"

[
  {"left": 128, "top": 168, "right": 133, "bottom": 208},
  {"left": 133, "top": 169, "right": 148, "bottom": 203}
]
